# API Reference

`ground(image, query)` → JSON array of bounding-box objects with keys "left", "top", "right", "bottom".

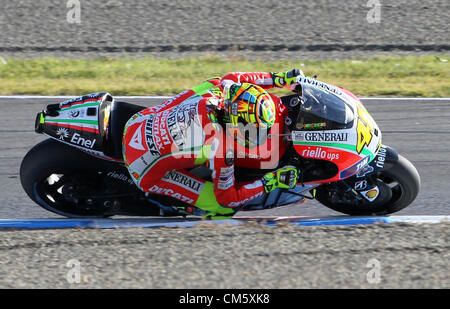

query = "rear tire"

[
  {"left": 315, "top": 155, "right": 421, "bottom": 215},
  {"left": 20, "top": 139, "right": 132, "bottom": 218}
]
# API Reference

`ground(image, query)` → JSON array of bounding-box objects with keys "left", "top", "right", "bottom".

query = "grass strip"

[{"left": 0, "top": 55, "right": 448, "bottom": 97}]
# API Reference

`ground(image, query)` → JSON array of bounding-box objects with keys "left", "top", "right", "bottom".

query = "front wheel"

[{"left": 315, "top": 155, "right": 420, "bottom": 216}]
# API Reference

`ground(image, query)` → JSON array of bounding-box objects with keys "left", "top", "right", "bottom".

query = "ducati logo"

[{"left": 128, "top": 123, "right": 146, "bottom": 150}]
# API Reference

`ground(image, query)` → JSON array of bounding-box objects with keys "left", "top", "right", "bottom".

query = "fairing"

[{"left": 292, "top": 77, "right": 382, "bottom": 183}]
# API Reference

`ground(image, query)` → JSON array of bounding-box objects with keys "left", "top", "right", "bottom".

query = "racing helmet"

[
  {"left": 223, "top": 83, "right": 276, "bottom": 146},
  {"left": 224, "top": 83, "right": 276, "bottom": 128}
]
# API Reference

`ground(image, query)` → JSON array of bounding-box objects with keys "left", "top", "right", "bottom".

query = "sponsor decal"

[
  {"left": 219, "top": 166, "right": 234, "bottom": 176},
  {"left": 178, "top": 101, "right": 201, "bottom": 130},
  {"left": 148, "top": 185, "right": 194, "bottom": 204},
  {"left": 139, "top": 156, "right": 149, "bottom": 166},
  {"left": 301, "top": 146, "right": 340, "bottom": 161},
  {"left": 217, "top": 178, "right": 234, "bottom": 190},
  {"left": 59, "top": 93, "right": 103, "bottom": 109},
  {"left": 299, "top": 77, "right": 343, "bottom": 96},
  {"left": 162, "top": 170, "right": 204, "bottom": 194},
  {"left": 360, "top": 187, "right": 380, "bottom": 202},
  {"left": 303, "top": 122, "right": 326, "bottom": 129},
  {"left": 356, "top": 104, "right": 375, "bottom": 154},
  {"left": 152, "top": 111, "right": 172, "bottom": 150},
  {"left": 159, "top": 110, "right": 172, "bottom": 148},
  {"left": 132, "top": 172, "right": 140, "bottom": 180},
  {"left": 375, "top": 145, "right": 387, "bottom": 168},
  {"left": 356, "top": 165, "right": 374, "bottom": 178},
  {"left": 340, "top": 155, "right": 370, "bottom": 179},
  {"left": 167, "top": 111, "right": 182, "bottom": 147},
  {"left": 354, "top": 180, "right": 368, "bottom": 191},
  {"left": 69, "top": 110, "right": 81, "bottom": 118},
  {"left": 228, "top": 191, "right": 264, "bottom": 207},
  {"left": 70, "top": 133, "right": 96, "bottom": 149},
  {"left": 304, "top": 132, "right": 348, "bottom": 142},
  {"left": 152, "top": 110, "right": 172, "bottom": 152},
  {"left": 217, "top": 166, "right": 234, "bottom": 190},
  {"left": 292, "top": 131, "right": 304, "bottom": 142},
  {"left": 145, "top": 115, "right": 160, "bottom": 156},
  {"left": 178, "top": 99, "right": 195, "bottom": 117},
  {"left": 167, "top": 100, "right": 201, "bottom": 148},
  {"left": 56, "top": 127, "right": 69, "bottom": 140},
  {"left": 107, "top": 171, "right": 135, "bottom": 186},
  {"left": 219, "top": 174, "right": 233, "bottom": 182},
  {"left": 128, "top": 123, "right": 146, "bottom": 151},
  {"left": 153, "top": 115, "right": 161, "bottom": 148}
]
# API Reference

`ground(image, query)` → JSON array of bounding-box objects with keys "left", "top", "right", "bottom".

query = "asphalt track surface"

[
  {"left": 0, "top": 96, "right": 449, "bottom": 288},
  {"left": 1, "top": 0, "right": 449, "bottom": 59}
]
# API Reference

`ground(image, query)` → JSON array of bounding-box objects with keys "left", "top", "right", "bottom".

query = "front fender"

[
  {"left": 347, "top": 144, "right": 398, "bottom": 180},
  {"left": 370, "top": 144, "right": 399, "bottom": 172}
]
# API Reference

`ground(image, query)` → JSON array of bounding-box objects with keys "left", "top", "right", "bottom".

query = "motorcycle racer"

[{"left": 122, "top": 69, "right": 303, "bottom": 218}]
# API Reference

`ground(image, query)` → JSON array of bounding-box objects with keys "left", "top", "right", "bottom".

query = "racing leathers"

[{"left": 122, "top": 71, "right": 301, "bottom": 217}]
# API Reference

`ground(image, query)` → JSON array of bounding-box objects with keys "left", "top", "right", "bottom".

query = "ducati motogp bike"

[{"left": 20, "top": 77, "right": 420, "bottom": 218}]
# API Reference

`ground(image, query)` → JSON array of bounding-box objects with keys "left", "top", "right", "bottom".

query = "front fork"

[{"left": 329, "top": 144, "right": 399, "bottom": 203}]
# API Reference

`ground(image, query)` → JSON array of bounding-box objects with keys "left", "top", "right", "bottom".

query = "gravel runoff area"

[
  {"left": 0, "top": 0, "right": 449, "bottom": 59},
  {"left": 0, "top": 223, "right": 448, "bottom": 289}
]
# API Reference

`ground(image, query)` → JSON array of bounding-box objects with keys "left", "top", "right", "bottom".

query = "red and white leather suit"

[{"left": 122, "top": 72, "right": 288, "bottom": 211}]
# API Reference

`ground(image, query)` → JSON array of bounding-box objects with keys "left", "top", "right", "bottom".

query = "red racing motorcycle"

[{"left": 20, "top": 77, "right": 420, "bottom": 217}]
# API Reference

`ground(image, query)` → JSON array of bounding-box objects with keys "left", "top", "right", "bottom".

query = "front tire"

[{"left": 315, "top": 155, "right": 421, "bottom": 215}]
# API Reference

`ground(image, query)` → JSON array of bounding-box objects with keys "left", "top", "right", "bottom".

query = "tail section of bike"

[{"left": 35, "top": 92, "right": 145, "bottom": 162}]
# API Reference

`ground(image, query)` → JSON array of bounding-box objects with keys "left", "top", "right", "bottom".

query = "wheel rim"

[
  {"left": 375, "top": 172, "right": 404, "bottom": 207},
  {"left": 317, "top": 171, "right": 405, "bottom": 214},
  {"left": 33, "top": 171, "right": 108, "bottom": 217}
]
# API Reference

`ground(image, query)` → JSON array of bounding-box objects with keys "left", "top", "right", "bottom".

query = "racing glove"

[
  {"left": 272, "top": 68, "right": 304, "bottom": 88},
  {"left": 262, "top": 166, "right": 299, "bottom": 193}
]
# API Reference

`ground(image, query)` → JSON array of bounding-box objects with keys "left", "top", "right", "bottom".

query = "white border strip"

[
  {"left": 387, "top": 215, "right": 450, "bottom": 224},
  {"left": 0, "top": 95, "right": 449, "bottom": 101},
  {"left": 360, "top": 97, "right": 450, "bottom": 101}
]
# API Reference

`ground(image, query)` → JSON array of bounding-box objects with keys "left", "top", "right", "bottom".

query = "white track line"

[
  {"left": 387, "top": 215, "right": 450, "bottom": 224},
  {"left": 359, "top": 97, "right": 450, "bottom": 101}
]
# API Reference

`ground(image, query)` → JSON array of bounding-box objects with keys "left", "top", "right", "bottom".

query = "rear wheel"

[
  {"left": 315, "top": 155, "right": 420, "bottom": 215},
  {"left": 20, "top": 139, "right": 151, "bottom": 218}
]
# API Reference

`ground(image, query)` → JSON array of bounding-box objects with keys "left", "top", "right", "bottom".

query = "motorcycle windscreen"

[{"left": 295, "top": 85, "right": 354, "bottom": 131}]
